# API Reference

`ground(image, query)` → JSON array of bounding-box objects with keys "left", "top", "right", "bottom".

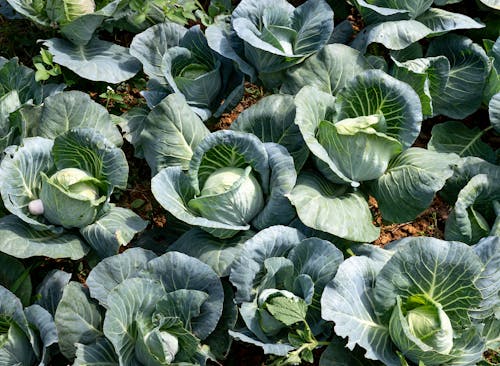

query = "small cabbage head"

[
  {"left": 39, "top": 167, "right": 106, "bottom": 229},
  {"left": 188, "top": 166, "right": 265, "bottom": 225},
  {"left": 46, "top": 0, "right": 96, "bottom": 25},
  {"left": 389, "top": 295, "right": 454, "bottom": 364},
  {"left": 135, "top": 316, "right": 180, "bottom": 366}
]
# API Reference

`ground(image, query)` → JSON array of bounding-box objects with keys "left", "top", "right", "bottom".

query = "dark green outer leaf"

[
  {"left": 319, "top": 336, "right": 384, "bottom": 366},
  {"left": 281, "top": 44, "right": 372, "bottom": 96},
  {"left": 79, "top": 206, "right": 148, "bottom": 259},
  {"left": 288, "top": 171, "right": 380, "bottom": 242},
  {"left": 34, "top": 269, "right": 71, "bottom": 316},
  {"left": 168, "top": 228, "right": 254, "bottom": 277},
  {"left": 391, "top": 55, "right": 449, "bottom": 117},
  {"left": 369, "top": 148, "right": 460, "bottom": 223},
  {"left": 0, "top": 137, "right": 57, "bottom": 232},
  {"left": 252, "top": 143, "right": 296, "bottom": 230},
  {"left": 428, "top": 121, "right": 496, "bottom": 163},
  {"left": 321, "top": 255, "right": 398, "bottom": 365},
  {"left": 73, "top": 337, "right": 119, "bottom": 366},
  {"left": 416, "top": 8, "right": 484, "bottom": 34},
  {"left": 24, "top": 304, "right": 58, "bottom": 366},
  {"left": 426, "top": 34, "right": 490, "bottom": 119},
  {"left": 129, "top": 21, "right": 187, "bottom": 80},
  {"left": 351, "top": 20, "right": 433, "bottom": 53},
  {"left": 38, "top": 91, "right": 122, "bottom": 147},
  {"left": 0, "top": 58, "right": 42, "bottom": 104},
  {"left": 229, "top": 225, "right": 305, "bottom": 303},
  {"left": 144, "top": 251, "right": 224, "bottom": 340},
  {"left": 43, "top": 38, "right": 141, "bottom": 84},
  {"left": 0, "top": 215, "right": 88, "bottom": 259},
  {"left": 86, "top": 247, "right": 157, "bottom": 308},
  {"left": 55, "top": 282, "right": 103, "bottom": 360},
  {"left": 204, "top": 281, "right": 238, "bottom": 360},
  {"left": 0, "top": 252, "right": 32, "bottom": 306},
  {"left": 141, "top": 93, "right": 210, "bottom": 175},
  {"left": 231, "top": 94, "right": 308, "bottom": 171},
  {"left": 0, "top": 285, "right": 37, "bottom": 366}
]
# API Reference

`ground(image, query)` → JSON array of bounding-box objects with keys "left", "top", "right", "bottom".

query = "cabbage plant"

[
  {"left": 0, "top": 285, "right": 58, "bottom": 365},
  {"left": 0, "top": 128, "right": 146, "bottom": 259},
  {"left": 54, "top": 248, "right": 226, "bottom": 365},
  {"left": 229, "top": 226, "right": 344, "bottom": 365},
  {"left": 129, "top": 21, "right": 244, "bottom": 119},
  {"left": 321, "top": 236, "right": 500, "bottom": 365},
  {"left": 350, "top": 0, "right": 484, "bottom": 52},
  {"left": 4, "top": 0, "right": 142, "bottom": 83},
  {"left": 206, "top": 0, "right": 334, "bottom": 86},
  {"left": 288, "top": 70, "right": 459, "bottom": 242},
  {"left": 392, "top": 34, "right": 490, "bottom": 119},
  {"left": 0, "top": 57, "right": 65, "bottom": 155},
  {"left": 151, "top": 127, "right": 296, "bottom": 239}
]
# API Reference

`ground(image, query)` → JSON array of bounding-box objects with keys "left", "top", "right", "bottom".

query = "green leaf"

[
  {"left": 445, "top": 174, "right": 500, "bottom": 244},
  {"left": 321, "top": 255, "right": 398, "bottom": 365},
  {"left": 416, "top": 8, "right": 484, "bottom": 34},
  {"left": 0, "top": 215, "right": 88, "bottom": 259},
  {"left": 86, "top": 247, "right": 157, "bottom": 307},
  {"left": 168, "top": 228, "right": 254, "bottom": 277},
  {"left": 288, "top": 171, "right": 379, "bottom": 242},
  {"left": 391, "top": 56, "right": 449, "bottom": 117},
  {"left": 352, "top": 20, "right": 433, "bottom": 52},
  {"left": 34, "top": 269, "right": 71, "bottom": 316},
  {"left": 38, "top": 91, "right": 123, "bottom": 146},
  {"left": 229, "top": 225, "right": 305, "bottom": 303},
  {"left": 80, "top": 206, "right": 148, "bottom": 258},
  {"left": 369, "top": 148, "right": 459, "bottom": 223},
  {"left": 73, "top": 337, "right": 119, "bottom": 366},
  {"left": 266, "top": 296, "right": 307, "bottom": 326},
  {"left": 489, "top": 92, "right": 500, "bottom": 133},
  {"left": 281, "top": 43, "right": 372, "bottom": 96},
  {"left": 103, "top": 278, "right": 169, "bottom": 365},
  {"left": 428, "top": 121, "right": 496, "bottom": 163},
  {"left": 0, "top": 253, "right": 32, "bottom": 306},
  {"left": 231, "top": 94, "right": 308, "bottom": 171},
  {"left": 55, "top": 282, "right": 103, "bottom": 359},
  {"left": 43, "top": 38, "right": 141, "bottom": 84},
  {"left": 144, "top": 252, "right": 224, "bottom": 340},
  {"left": 426, "top": 35, "right": 490, "bottom": 119}
]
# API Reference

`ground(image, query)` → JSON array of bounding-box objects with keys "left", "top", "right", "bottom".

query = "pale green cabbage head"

[{"left": 39, "top": 167, "right": 106, "bottom": 228}]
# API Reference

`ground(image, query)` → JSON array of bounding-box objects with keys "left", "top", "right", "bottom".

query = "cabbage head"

[
  {"left": 39, "top": 167, "right": 106, "bottom": 229},
  {"left": 321, "top": 236, "right": 500, "bottom": 365},
  {"left": 152, "top": 130, "right": 297, "bottom": 239}
]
